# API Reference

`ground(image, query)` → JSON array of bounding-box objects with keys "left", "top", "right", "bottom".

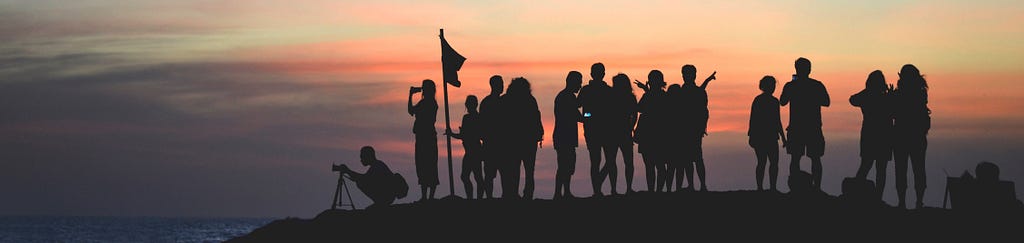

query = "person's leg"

[
  {"left": 755, "top": 146, "right": 767, "bottom": 191},
  {"left": 856, "top": 157, "right": 872, "bottom": 179},
  {"left": 588, "top": 145, "right": 604, "bottom": 196},
  {"left": 554, "top": 148, "right": 567, "bottom": 199},
  {"left": 461, "top": 157, "right": 474, "bottom": 199},
  {"left": 523, "top": 145, "right": 537, "bottom": 200},
  {"left": 604, "top": 145, "right": 619, "bottom": 195},
  {"left": 874, "top": 159, "right": 887, "bottom": 199},
  {"left": 810, "top": 156, "right": 822, "bottom": 191},
  {"left": 911, "top": 146, "right": 927, "bottom": 209},
  {"left": 472, "top": 158, "right": 485, "bottom": 199},
  {"left": 505, "top": 156, "right": 522, "bottom": 199},
  {"left": 894, "top": 148, "right": 909, "bottom": 209},
  {"left": 768, "top": 144, "right": 780, "bottom": 192},
  {"left": 683, "top": 161, "right": 694, "bottom": 191},
  {"left": 695, "top": 138, "right": 707, "bottom": 191},
  {"left": 483, "top": 158, "right": 497, "bottom": 199},
  {"left": 622, "top": 143, "right": 635, "bottom": 193},
  {"left": 420, "top": 186, "right": 428, "bottom": 202},
  {"left": 641, "top": 153, "right": 656, "bottom": 192}
]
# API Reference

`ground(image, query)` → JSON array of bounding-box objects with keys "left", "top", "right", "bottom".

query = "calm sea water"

[{"left": 0, "top": 216, "right": 271, "bottom": 243}]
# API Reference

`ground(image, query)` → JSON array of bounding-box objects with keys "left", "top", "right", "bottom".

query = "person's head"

[
  {"left": 590, "top": 62, "right": 605, "bottom": 81},
  {"left": 565, "top": 71, "right": 583, "bottom": 93},
  {"left": 612, "top": 73, "right": 632, "bottom": 93},
  {"left": 648, "top": 70, "right": 665, "bottom": 90},
  {"left": 897, "top": 64, "right": 928, "bottom": 94},
  {"left": 681, "top": 64, "right": 697, "bottom": 83},
  {"left": 489, "top": 75, "right": 504, "bottom": 95},
  {"left": 795, "top": 57, "right": 811, "bottom": 77},
  {"left": 865, "top": 70, "right": 886, "bottom": 93},
  {"left": 976, "top": 161, "right": 1000, "bottom": 183},
  {"left": 465, "top": 95, "right": 478, "bottom": 112},
  {"left": 359, "top": 146, "right": 377, "bottom": 166},
  {"left": 507, "top": 77, "right": 531, "bottom": 96},
  {"left": 759, "top": 75, "right": 777, "bottom": 94},
  {"left": 421, "top": 79, "right": 436, "bottom": 98}
]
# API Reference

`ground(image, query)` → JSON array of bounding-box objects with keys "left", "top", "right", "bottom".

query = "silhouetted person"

[
  {"left": 446, "top": 95, "right": 484, "bottom": 199},
  {"left": 749, "top": 76, "right": 787, "bottom": 191},
  {"left": 666, "top": 84, "right": 685, "bottom": 191},
  {"left": 850, "top": 70, "right": 893, "bottom": 198},
  {"left": 635, "top": 70, "right": 670, "bottom": 192},
  {"left": 893, "top": 64, "right": 930, "bottom": 209},
  {"left": 502, "top": 77, "right": 544, "bottom": 199},
  {"left": 335, "top": 146, "right": 402, "bottom": 209},
  {"left": 678, "top": 64, "right": 713, "bottom": 191},
  {"left": 409, "top": 79, "right": 439, "bottom": 201},
  {"left": 479, "top": 75, "right": 505, "bottom": 199},
  {"left": 780, "top": 57, "right": 830, "bottom": 191},
  {"left": 553, "top": 71, "right": 584, "bottom": 199},
  {"left": 579, "top": 62, "right": 614, "bottom": 196},
  {"left": 606, "top": 73, "right": 638, "bottom": 194}
]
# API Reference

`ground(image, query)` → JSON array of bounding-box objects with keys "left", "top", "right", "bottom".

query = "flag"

[{"left": 440, "top": 30, "right": 465, "bottom": 88}]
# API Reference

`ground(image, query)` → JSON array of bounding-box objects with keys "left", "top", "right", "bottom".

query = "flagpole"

[{"left": 440, "top": 29, "right": 457, "bottom": 199}]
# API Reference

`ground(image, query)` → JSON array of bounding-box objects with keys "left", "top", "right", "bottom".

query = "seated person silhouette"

[
  {"left": 335, "top": 146, "right": 406, "bottom": 209},
  {"left": 947, "top": 161, "right": 1021, "bottom": 211}
]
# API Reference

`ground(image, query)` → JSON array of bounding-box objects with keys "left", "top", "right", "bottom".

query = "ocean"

[{"left": 0, "top": 216, "right": 271, "bottom": 242}]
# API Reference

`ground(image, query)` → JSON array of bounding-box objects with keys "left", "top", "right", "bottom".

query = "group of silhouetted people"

[{"left": 400, "top": 57, "right": 931, "bottom": 209}]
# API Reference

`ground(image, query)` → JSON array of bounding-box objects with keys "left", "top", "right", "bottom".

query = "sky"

[{"left": 1, "top": 0, "right": 1022, "bottom": 218}]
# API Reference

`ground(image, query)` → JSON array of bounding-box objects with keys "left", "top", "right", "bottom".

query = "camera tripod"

[{"left": 331, "top": 173, "right": 357, "bottom": 210}]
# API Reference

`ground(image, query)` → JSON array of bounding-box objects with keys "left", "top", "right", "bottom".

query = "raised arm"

[
  {"left": 407, "top": 91, "right": 416, "bottom": 116},
  {"left": 700, "top": 71, "right": 717, "bottom": 89}
]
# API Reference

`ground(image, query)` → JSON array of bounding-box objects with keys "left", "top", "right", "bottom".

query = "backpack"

[{"left": 393, "top": 173, "right": 409, "bottom": 199}]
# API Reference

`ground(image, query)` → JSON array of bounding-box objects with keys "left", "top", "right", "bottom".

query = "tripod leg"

[
  {"left": 332, "top": 174, "right": 343, "bottom": 210},
  {"left": 342, "top": 177, "right": 357, "bottom": 210}
]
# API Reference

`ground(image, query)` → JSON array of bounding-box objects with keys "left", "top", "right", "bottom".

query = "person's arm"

[
  {"left": 700, "top": 71, "right": 717, "bottom": 89},
  {"left": 775, "top": 102, "right": 787, "bottom": 147},
  {"left": 634, "top": 80, "right": 650, "bottom": 92},
  {"left": 575, "top": 96, "right": 584, "bottom": 123},
  {"left": 849, "top": 90, "right": 864, "bottom": 107},
  {"left": 779, "top": 84, "right": 790, "bottom": 106},
  {"left": 407, "top": 91, "right": 416, "bottom": 116},
  {"left": 338, "top": 164, "right": 365, "bottom": 182},
  {"left": 821, "top": 83, "right": 831, "bottom": 107},
  {"left": 628, "top": 96, "right": 638, "bottom": 134},
  {"left": 445, "top": 128, "right": 463, "bottom": 140}
]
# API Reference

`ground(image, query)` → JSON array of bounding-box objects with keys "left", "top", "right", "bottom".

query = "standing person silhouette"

[
  {"left": 479, "top": 75, "right": 505, "bottom": 199},
  {"left": 780, "top": 57, "right": 830, "bottom": 191},
  {"left": 635, "top": 70, "right": 670, "bottom": 192},
  {"left": 446, "top": 95, "right": 484, "bottom": 199},
  {"left": 578, "top": 63, "right": 613, "bottom": 196},
  {"left": 748, "top": 76, "right": 787, "bottom": 192},
  {"left": 408, "top": 79, "right": 439, "bottom": 201},
  {"left": 850, "top": 70, "right": 893, "bottom": 199},
  {"left": 893, "top": 64, "right": 930, "bottom": 209},
  {"left": 608, "top": 73, "right": 638, "bottom": 194},
  {"left": 553, "top": 71, "right": 584, "bottom": 199},
  {"left": 502, "top": 77, "right": 544, "bottom": 200},
  {"left": 666, "top": 84, "right": 685, "bottom": 191},
  {"left": 679, "top": 65, "right": 713, "bottom": 191}
]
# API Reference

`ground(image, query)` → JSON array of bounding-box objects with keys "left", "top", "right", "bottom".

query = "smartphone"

[
  {"left": 411, "top": 86, "right": 423, "bottom": 93},
  {"left": 583, "top": 112, "right": 592, "bottom": 118},
  {"left": 791, "top": 74, "right": 798, "bottom": 82}
]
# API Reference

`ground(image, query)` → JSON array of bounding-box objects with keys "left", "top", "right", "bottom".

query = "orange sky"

[{"left": 2, "top": 0, "right": 1023, "bottom": 217}]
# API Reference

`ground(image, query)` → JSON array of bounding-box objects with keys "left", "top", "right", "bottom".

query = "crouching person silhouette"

[{"left": 335, "top": 146, "right": 409, "bottom": 209}]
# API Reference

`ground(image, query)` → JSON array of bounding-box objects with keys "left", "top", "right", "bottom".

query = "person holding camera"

[
  {"left": 408, "top": 79, "right": 439, "bottom": 202},
  {"left": 334, "top": 146, "right": 404, "bottom": 209}
]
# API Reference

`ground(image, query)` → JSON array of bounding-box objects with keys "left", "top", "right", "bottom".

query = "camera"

[
  {"left": 332, "top": 164, "right": 346, "bottom": 172},
  {"left": 410, "top": 86, "right": 423, "bottom": 93}
]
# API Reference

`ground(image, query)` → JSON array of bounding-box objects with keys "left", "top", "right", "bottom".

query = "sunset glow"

[{"left": 2, "top": 0, "right": 1022, "bottom": 217}]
